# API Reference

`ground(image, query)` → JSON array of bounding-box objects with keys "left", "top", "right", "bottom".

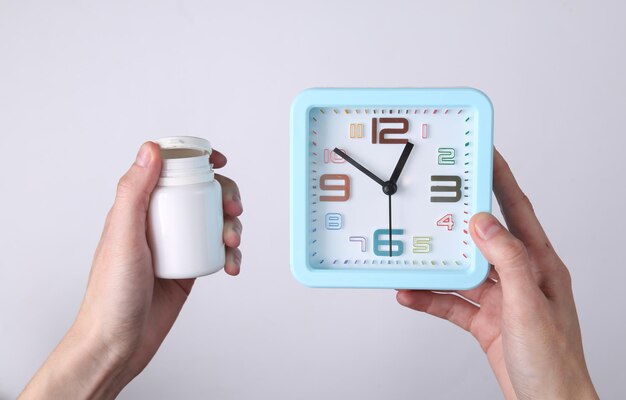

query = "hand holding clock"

[{"left": 397, "top": 149, "right": 599, "bottom": 400}]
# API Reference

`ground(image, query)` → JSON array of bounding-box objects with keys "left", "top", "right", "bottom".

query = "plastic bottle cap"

[
  {"left": 154, "top": 136, "right": 212, "bottom": 156},
  {"left": 153, "top": 136, "right": 214, "bottom": 186}
]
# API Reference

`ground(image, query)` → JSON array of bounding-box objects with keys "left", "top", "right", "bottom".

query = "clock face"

[
  {"left": 311, "top": 107, "right": 473, "bottom": 269},
  {"left": 291, "top": 88, "right": 493, "bottom": 289}
]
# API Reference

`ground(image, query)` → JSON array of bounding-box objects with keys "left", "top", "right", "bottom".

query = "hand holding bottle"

[{"left": 20, "top": 142, "right": 243, "bottom": 399}]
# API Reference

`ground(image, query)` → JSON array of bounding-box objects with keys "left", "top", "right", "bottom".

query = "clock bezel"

[{"left": 290, "top": 88, "right": 493, "bottom": 289}]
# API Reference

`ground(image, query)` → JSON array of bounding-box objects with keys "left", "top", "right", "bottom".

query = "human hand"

[
  {"left": 396, "top": 149, "right": 598, "bottom": 400},
  {"left": 20, "top": 142, "right": 243, "bottom": 399}
]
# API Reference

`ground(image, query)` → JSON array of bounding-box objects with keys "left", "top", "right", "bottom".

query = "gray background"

[{"left": 1, "top": 0, "right": 624, "bottom": 398}]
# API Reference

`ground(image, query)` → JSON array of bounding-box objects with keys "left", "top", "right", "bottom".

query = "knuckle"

[
  {"left": 422, "top": 294, "right": 436, "bottom": 314},
  {"left": 233, "top": 217, "right": 243, "bottom": 233},
  {"left": 443, "top": 300, "right": 457, "bottom": 322},
  {"left": 494, "top": 156, "right": 512, "bottom": 178},
  {"left": 226, "top": 216, "right": 242, "bottom": 231},
  {"left": 521, "top": 194, "right": 535, "bottom": 212},
  {"left": 502, "top": 193, "right": 534, "bottom": 212},
  {"left": 116, "top": 174, "right": 134, "bottom": 198},
  {"left": 230, "top": 247, "right": 242, "bottom": 263},
  {"left": 104, "top": 207, "right": 115, "bottom": 226},
  {"left": 558, "top": 265, "right": 572, "bottom": 286},
  {"left": 498, "top": 237, "right": 527, "bottom": 264},
  {"left": 216, "top": 175, "right": 241, "bottom": 198},
  {"left": 215, "top": 174, "right": 234, "bottom": 186},
  {"left": 501, "top": 158, "right": 513, "bottom": 175}
]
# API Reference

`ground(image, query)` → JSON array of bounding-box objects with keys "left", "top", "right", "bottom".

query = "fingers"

[
  {"left": 397, "top": 290, "right": 479, "bottom": 332},
  {"left": 222, "top": 215, "right": 242, "bottom": 277},
  {"left": 470, "top": 213, "right": 542, "bottom": 301},
  {"left": 223, "top": 216, "right": 242, "bottom": 248},
  {"left": 457, "top": 276, "right": 497, "bottom": 304},
  {"left": 215, "top": 170, "right": 242, "bottom": 277},
  {"left": 109, "top": 142, "right": 161, "bottom": 235},
  {"left": 439, "top": 267, "right": 498, "bottom": 305},
  {"left": 210, "top": 149, "right": 227, "bottom": 169},
  {"left": 224, "top": 247, "right": 241, "bottom": 276},
  {"left": 215, "top": 174, "right": 243, "bottom": 217},
  {"left": 492, "top": 148, "right": 552, "bottom": 254},
  {"left": 171, "top": 278, "right": 195, "bottom": 296}
]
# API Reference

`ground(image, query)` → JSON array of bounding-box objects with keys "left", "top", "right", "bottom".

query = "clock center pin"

[{"left": 382, "top": 181, "right": 397, "bottom": 195}]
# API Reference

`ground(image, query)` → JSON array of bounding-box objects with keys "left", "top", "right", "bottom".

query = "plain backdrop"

[{"left": 1, "top": 1, "right": 624, "bottom": 399}]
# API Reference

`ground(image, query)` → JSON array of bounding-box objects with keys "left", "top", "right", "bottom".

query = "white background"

[{"left": 1, "top": 1, "right": 624, "bottom": 398}]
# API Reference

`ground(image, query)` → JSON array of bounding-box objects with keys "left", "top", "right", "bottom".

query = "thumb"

[
  {"left": 110, "top": 142, "right": 161, "bottom": 233},
  {"left": 469, "top": 212, "right": 539, "bottom": 300}
]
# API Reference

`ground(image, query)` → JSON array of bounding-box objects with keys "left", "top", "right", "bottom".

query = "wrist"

[
  {"left": 565, "top": 379, "right": 599, "bottom": 400},
  {"left": 20, "top": 321, "right": 134, "bottom": 399},
  {"left": 559, "top": 358, "right": 599, "bottom": 400},
  {"left": 516, "top": 372, "right": 599, "bottom": 400}
]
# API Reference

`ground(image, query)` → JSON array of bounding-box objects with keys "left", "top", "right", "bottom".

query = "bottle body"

[
  {"left": 146, "top": 136, "right": 225, "bottom": 279},
  {"left": 148, "top": 180, "right": 225, "bottom": 279}
]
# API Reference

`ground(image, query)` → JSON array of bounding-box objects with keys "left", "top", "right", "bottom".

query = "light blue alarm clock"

[{"left": 290, "top": 88, "right": 493, "bottom": 289}]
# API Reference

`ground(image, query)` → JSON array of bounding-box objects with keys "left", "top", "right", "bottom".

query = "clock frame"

[{"left": 290, "top": 88, "right": 493, "bottom": 289}]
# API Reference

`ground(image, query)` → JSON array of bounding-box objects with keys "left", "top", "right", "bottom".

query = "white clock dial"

[{"left": 309, "top": 107, "right": 475, "bottom": 270}]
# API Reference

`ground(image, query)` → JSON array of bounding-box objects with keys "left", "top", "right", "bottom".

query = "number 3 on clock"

[{"left": 430, "top": 175, "right": 462, "bottom": 202}]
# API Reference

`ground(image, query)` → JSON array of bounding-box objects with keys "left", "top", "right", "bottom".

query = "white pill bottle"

[{"left": 147, "top": 136, "right": 225, "bottom": 279}]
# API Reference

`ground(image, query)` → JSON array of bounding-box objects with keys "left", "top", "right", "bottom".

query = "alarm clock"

[{"left": 290, "top": 88, "right": 493, "bottom": 289}]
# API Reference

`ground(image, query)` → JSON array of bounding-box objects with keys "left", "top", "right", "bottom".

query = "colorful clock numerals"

[
  {"left": 412, "top": 237, "right": 432, "bottom": 253},
  {"left": 325, "top": 213, "right": 343, "bottom": 230},
  {"left": 436, "top": 214, "right": 454, "bottom": 230},
  {"left": 430, "top": 175, "right": 462, "bottom": 202},
  {"left": 349, "top": 123, "right": 364, "bottom": 139},
  {"left": 370, "top": 118, "right": 433, "bottom": 143},
  {"left": 371, "top": 118, "right": 409, "bottom": 144},
  {"left": 437, "top": 148, "right": 455, "bottom": 165},
  {"left": 373, "top": 229, "right": 405, "bottom": 256},
  {"left": 313, "top": 106, "right": 470, "bottom": 263},
  {"left": 320, "top": 174, "right": 350, "bottom": 202},
  {"left": 349, "top": 236, "right": 367, "bottom": 252},
  {"left": 324, "top": 148, "right": 346, "bottom": 164}
]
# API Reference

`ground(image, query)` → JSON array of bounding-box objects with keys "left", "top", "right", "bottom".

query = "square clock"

[{"left": 290, "top": 88, "right": 493, "bottom": 290}]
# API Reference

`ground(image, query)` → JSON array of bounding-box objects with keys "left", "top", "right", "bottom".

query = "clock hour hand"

[
  {"left": 389, "top": 141, "right": 414, "bottom": 184},
  {"left": 333, "top": 148, "right": 385, "bottom": 187}
]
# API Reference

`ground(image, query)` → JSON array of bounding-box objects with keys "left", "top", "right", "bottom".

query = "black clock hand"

[
  {"left": 385, "top": 142, "right": 413, "bottom": 257},
  {"left": 389, "top": 141, "right": 414, "bottom": 184},
  {"left": 335, "top": 144, "right": 413, "bottom": 258},
  {"left": 333, "top": 148, "right": 385, "bottom": 187},
  {"left": 388, "top": 194, "right": 393, "bottom": 257}
]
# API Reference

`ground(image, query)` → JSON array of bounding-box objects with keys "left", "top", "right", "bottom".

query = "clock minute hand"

[
  {"left": 386, "top": 141, "right": 413, "bottom": 258},
  {"left": 333, "top": 148, "right": 385, "bottom": 187},
  {"left": 389, "top": 141, "right": 414, "bottom": 184}
]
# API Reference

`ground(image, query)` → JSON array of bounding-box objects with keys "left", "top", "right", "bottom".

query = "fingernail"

[
  {"left": 475, "top": 215, "right": 502, "bottom": 240},
  {"left": 232, "top": 192, "right": 241, "bottom": 203},
  {"left": 135, "top": 143, "right": 151, "bottom": 167},
  {"left": 233, "top": 253, "right": 242, "bottom": 265}
]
